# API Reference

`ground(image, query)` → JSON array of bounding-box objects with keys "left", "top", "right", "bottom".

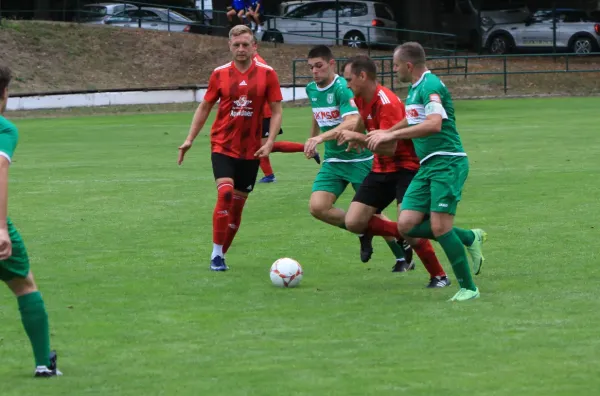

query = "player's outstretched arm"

[
  {"left": 0, "top": 157, "right": 12, "bottom": 260},
  {"left": 178, "top": 100, "right": 216, "bottom": 165},
  {"left": 304, "top": 113, "right": 360, "bottom": 156}
]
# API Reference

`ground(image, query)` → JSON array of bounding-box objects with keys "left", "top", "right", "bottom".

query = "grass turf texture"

[{"left": 0, "top": 97, "right": 598, "bottom": 395}]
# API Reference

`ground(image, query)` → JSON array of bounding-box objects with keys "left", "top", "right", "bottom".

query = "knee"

[
  {"left": 397, "top": 218, "right": 412, "bottom": 235},
  {"left": 7, "top": 272, "right": 38, "bottom": 297},
  {"left": 431, "top": 222, "right": 451, "bottom": 237},
  {"left": 344, "top": 214, "right": 367, "bottom": 234},
  {"left": 309, "top": 201, "right": 326, "bottom": 220}
]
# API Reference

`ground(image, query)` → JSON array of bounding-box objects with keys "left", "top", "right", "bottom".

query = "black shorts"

[
  {"left": 261, "top": 118, "right": 283, "bottom": 139},
  {"left": 211, "top": 152, "right": 260, "bottom": 194},
  {"left": 352, "top": 169, "right": 418, "bottom": 213}
]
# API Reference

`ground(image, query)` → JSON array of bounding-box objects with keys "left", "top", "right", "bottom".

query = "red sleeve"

[
  {"left": 265, "top": 69, "right": 283, "bottom": 103},
  {"left": 203, "top": 70, "right": 221, "bottom": 103},
  {"left": 379, "top": 99, "right": 405, "bottom": 130}
]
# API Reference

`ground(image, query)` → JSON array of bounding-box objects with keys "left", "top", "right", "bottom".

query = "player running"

[
  {"left": 337, "top": 55, "right": 450, "bottom": 288},
  {"left": 364, "top": 42, "right": 487, "bottom": 302},
  {"left": 0, "top": 64, "right": 62, "bottom": 377},
  {"left": 178, "top": 25, "right": 283, "bottom": 271},
  {"left": 254, "top": 50, "right": 320, "bottom": 184},
  {"left": 303, "top": 45, "right": 413, "bottom": 267}
]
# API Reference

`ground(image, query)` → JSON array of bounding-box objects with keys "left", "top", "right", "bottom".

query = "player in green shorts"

[
  {"left": 365, "top": 42, "right": 487, "bottom": 302},
  {"left": 0, "top": 65, "right": 62, "bottom": 376},
  {"left": 303, "top": 45, "right": 414, "bottom": 268}
]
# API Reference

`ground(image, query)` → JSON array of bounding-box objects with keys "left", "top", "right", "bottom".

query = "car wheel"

[
  {"left": 262, "top": 31, "right": 283, "bottom": 44},
  {"left": 571, "top": 37, "right": 594, "bottom": 55},
  {"left": 489, "top": 34, "right": 512, "bottom": 55},
  {"left": 343, "top": 31, "right": 366, "bottom": 49}
]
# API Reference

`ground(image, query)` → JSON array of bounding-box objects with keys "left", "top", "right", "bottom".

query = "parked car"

[
  {"left": 78, "top": 2, "right": 137, "bottom": 24},
  {"left": 103, "top": 7, "right": 194, "bottom": 33},
  {"left": 261, "top": 0, "right": 398, "bottom": 48},
  {"left": 483, "top": 8, "right": 600, "bottom": 55},
  {"left": 278, "top": 1, "right": 312, "bottom": 16},
  {"left": 439, "top": 0, "right": 531, "bottom": 50}
]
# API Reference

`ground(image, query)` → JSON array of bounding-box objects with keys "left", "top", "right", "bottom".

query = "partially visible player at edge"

[
  {"left": 0, "top": 64, "right": 62, "bottom": 377},
  {"left": 337, "top": 55, "right": 450, "bottom": 287},
  {"left": 364, "top": 42, "right": 487, "bottom": 302},
  {"left": 254, "top": 48, "right": 320, "bottom": 184},
  {"left": 303, "top": 45, "right": 413, "bottom": 266},
  {"left": 178, "top": 25, "right": 283, "bottom": 271}
]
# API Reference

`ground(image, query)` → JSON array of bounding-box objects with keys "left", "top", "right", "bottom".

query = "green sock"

[
  {"left": 18, "top": 291, "right": 51, "bottom": 367},
  {"left": 407, "top": 221, "right": 476, "bottom": 247},
  {"left": 406, "top": 220, "right": 435, "bottom": 240},
  {"left": 386, "top": 240, "right": 406, "bottom": 260},
  {"left": 436, "top": 230, "right": 477, "bottom": 291},
  {"left": 454, "top": 227, "right": 475, "bottom": 246}
]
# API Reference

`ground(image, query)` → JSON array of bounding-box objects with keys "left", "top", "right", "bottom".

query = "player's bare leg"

[
  {"left": 309, "top": 191, "right": 346, "bottom": 226},
  {"left": 6, "top": 272, "right": 61, "bottom": 377}
]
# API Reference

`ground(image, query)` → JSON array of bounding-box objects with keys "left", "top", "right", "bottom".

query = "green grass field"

[{"left": 1, "top": 97, "right": 599, "bottom": 395}]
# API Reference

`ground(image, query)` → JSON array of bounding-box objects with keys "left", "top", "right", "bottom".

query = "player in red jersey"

[
  {"left": 177, "top": 25, "right": 283, "bottom": 271},
  {"left": 253, "top": 50, "right": 320, "bottom": 184},
  {"left": 337, "top": 55, "right": 450, "bottom": 288}
]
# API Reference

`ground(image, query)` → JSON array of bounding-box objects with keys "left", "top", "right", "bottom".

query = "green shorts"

[
  {"left": 0, "top": 218, "right": 30, "bottom": 282},
  {"left": 401, "top": 155, "right": 469, "bottom": 216},
  {"left": 312, "top": 160, "right": 372, "bottom": 198}
]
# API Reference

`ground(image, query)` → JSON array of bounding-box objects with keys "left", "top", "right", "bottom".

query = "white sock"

[{"left": 211, "top": 244, "right": 223, "bottom": 259}]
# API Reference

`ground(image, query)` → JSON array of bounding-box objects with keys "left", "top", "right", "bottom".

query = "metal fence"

[
  {"left": 292, "top": 52, "right": 600, "bottom": 99},
  {"left": 0, "top": 2, "right": 458, "bottom": 54}
]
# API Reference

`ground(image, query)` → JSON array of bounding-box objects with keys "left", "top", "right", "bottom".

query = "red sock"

[
  {"left": 413, "top": 239, "right": 446, "bottom": 278},
  {"left": 366, "top": 216, "right": 401, "bottom": 239},
  {"left": 260, "top": 156, "right": 274, "bottom": 176},
  {"left": 272, "top": 141, "right": 304, "bottom": 153},
  {"left": 213, "top": 182, "right": 233, "bottom": 246},
  {"left": 223, "top": 194, "right": 247, "bottom": 254}
]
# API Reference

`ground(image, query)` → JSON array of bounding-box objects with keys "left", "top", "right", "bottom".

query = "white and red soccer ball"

[{"left": 270, "top": 258, "right": 303, "bottom": 288}]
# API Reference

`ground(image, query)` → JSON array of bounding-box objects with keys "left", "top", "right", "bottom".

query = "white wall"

[{"left": 7, "top": 87, "right": 309, "bottom": 112}]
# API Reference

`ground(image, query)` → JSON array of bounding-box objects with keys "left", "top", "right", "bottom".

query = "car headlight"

[{"left": 481, "top": 17, "right": 494, "bottom": 28}]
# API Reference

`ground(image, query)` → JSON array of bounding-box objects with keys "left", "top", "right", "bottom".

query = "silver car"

[
  {"left": 79, "top": 2, "right": 137, "bottom": 24},
  {"left": 104, "top": 7, "right": 194, "bottom": 33},
  {"left": 261, "top": 0, "right": 398, "bottom": 48},
  {"left": 484, "top": 8, "right": 600, "bottom": 54}
]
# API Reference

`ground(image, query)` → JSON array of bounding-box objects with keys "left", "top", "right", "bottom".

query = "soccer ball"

[{"left": 270, "top": 258, "right": 303, "bottom": 288}]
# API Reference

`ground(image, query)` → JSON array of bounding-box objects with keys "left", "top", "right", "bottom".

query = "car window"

[
  {"left": 83, "top": 5, "right": 107, "bottom": 17},
  {"left": 374, "top": 4, "right": 394, "bottom": 20},
  {"left": 339, "top": 3, "right": 368, "bottom": 17},
  {"left": 287, "top": 3, "right": 331, "bottom": 18}
]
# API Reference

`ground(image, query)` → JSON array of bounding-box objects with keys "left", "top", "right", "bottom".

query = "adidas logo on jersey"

[
  {"left": 367, "top": 114, "right": 373, "bottom": 120},
  {"left": 240, "top": 80, "right": 247, "bottom": 86}
]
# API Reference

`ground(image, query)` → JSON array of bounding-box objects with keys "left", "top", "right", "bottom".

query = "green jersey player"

[
  {"left": 303, "top": 45, "right": 413, "bottom": 267},
  {"left": 0, "top": 65, "right": 62, "bottom": 376},
  {"left": 365, "top": 42, "right": 487, "bottom": 302}
]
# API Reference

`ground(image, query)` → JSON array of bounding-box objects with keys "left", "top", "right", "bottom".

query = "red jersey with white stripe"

[
  {"left": 355, "top": 85, "right": 420, "bottom": 173},
  {"left": 204, "top": 59, "right": 283, "bottom": 159},
  {"left": 254, "top": 53, "right": 272, "bottom": 119}
]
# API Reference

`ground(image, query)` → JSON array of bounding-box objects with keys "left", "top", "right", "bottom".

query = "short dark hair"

[
  {"left": 395, "top": 42, "right": 426, "bottom": 65},
  {"left": 308, "top": 45, "right": 334, "bottom": 61},
  {"left": 0, "top": 64, "right": 12, "bottom": 96},
  {"left": 342, "top": 55, "right": 377, "bottom": 81}
]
